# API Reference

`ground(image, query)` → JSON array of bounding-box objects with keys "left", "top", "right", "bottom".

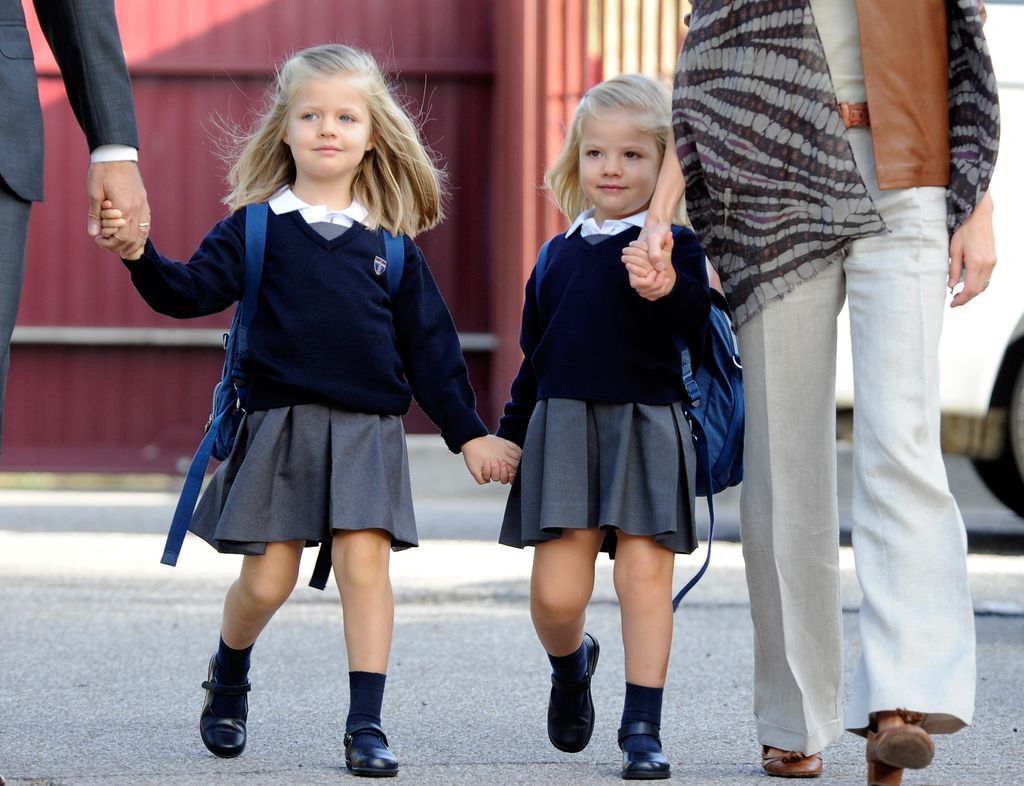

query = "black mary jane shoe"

[
  {"left": 344, "top": 721, "right": 399, "bottom": 778},
  {"left": 547, "top": 632, "right": 601, "bottom": 753},
  {"left": 618, "top": 721, "right": 671, "bottom": 780},
  {"left": 199, "top": 655, "right": 251, "bottom": 758}
]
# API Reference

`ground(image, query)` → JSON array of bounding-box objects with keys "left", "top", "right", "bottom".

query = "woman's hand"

[{"left": 948, "top": 191, "right": 996, "bottom": 308}]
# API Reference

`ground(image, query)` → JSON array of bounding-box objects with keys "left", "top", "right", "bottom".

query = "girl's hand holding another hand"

[
  {"left": 462, "top": 435, "right": 522, "bottom": 485},
  {"left": 623, "top": 240, "right": 675, "bottom": 300}
]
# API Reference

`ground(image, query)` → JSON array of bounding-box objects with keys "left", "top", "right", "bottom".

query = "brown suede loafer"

[{"left": 762, "top": 746, "right": 824, "bottom": 778}]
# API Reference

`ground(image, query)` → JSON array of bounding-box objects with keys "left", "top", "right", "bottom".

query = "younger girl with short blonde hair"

[{"left": 493, "top": 73, "right": 710, "bottom": 780}]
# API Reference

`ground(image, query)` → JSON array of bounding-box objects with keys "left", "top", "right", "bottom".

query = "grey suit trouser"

[{"left": 0, "top": 178, "right": 32, "bottom": 454}]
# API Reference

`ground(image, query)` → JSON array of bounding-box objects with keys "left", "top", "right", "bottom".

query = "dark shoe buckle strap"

[
  {"left": 618, "top": 720, "right": 662, "bottom": 748},
  {"left": 345, "top": 721, "right": 389, "bottom": 747},
  {"left": 201, "top": 679, "right": 251, "bottom": 696},
  {"left": 550, "top": 671, "right": 592, "bottom": 694}
]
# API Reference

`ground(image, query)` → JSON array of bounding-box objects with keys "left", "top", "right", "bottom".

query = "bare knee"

[
  {"left": 333, "top": 530, "right": 391, "bottom": 591},
  {"left": 529, "top": 531, "right": 601, "bottom": 627},
  {"left": 531, "top": 577, "right": 590, "bottom": 627},
  {"left": 235, "top": 571, "right": 295, "bottom": 612},
  {"left": 613, "top": 539, "right": 674, "bottom": 603},
  {"left": 233, "top": 542, "right": 302, "bottom": 612}
]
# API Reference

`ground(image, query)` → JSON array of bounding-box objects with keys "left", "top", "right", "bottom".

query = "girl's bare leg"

[
  {"left": 220, "top": 540, "right": 304, "bottom": 648},
  {"left": 530, "top": 528, "right": 605, "bottom": 654},
  {"left": 203, "top": 540, "right": 303, "bottom": 759},
  {"left": 333, "top": 529, "right": 394, "bottom": 672},
  {"left": 613, "top": 532, "right": 675, "bottom": 686},
  {"left": 531, "top": 528, "right": 605, "bottom": 753}
]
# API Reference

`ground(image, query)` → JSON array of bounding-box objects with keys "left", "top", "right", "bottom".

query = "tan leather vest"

[{"left": 857, "top": 0, "right": 950, "bottom": 189}]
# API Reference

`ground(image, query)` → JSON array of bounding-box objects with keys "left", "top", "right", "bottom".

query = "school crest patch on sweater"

[{"left": 373, "top": 255, "right": 388, "bottom": 276}]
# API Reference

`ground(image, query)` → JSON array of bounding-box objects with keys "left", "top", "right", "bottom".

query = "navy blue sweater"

[
  {"left": 125, "top": 206, "right": 487, "bottom": 453},
  {"left": 497, "top": 226, "right": 710, "bottom": 447}
]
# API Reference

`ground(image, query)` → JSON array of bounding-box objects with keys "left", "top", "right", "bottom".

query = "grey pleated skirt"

[
  {"left": 190, "top": 403, "right": 418, "bottom": 555},
  {"left": 499, "top": 398, "right": 697, "bottom": 557}
]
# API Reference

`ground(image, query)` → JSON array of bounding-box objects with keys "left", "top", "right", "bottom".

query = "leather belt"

[{"left": 839, "top": 101, "right": 870, "bottom": 128}]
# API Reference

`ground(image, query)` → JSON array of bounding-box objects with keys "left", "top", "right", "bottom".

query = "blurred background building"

[{"left": 6, "top": 0, "right": 690, "bottom": 473}]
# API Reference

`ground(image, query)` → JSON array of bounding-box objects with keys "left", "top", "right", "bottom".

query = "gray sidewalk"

[{"left": 1, "top": 438, "right": 1023, "bottom": 785}]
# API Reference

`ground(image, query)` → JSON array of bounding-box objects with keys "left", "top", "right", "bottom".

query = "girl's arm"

[
  {"left": 391, "top": 242, "right": 491, "bottom": 453},
  {"left": 392, "top": 248, "right": 522, "bottom": 482},
  {"left": 647, "top": 229, "right": 712, "bottom": 367},
  {"left": 494, "top": 268, "right": 543, "bottom": 448},
  {"left": 100, "top": 204, "right": 245, "bottom": 318}
]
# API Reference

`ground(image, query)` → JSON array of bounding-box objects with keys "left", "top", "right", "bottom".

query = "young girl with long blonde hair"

[{"left": 100, "top": 43, "right": 519, "bottom": 777}]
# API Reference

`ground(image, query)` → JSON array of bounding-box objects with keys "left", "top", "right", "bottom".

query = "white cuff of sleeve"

[{"left": 90, "top": 145, "right": 139, "bottom": 163}]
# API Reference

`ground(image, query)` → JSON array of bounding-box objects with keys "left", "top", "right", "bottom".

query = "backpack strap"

[
  {"left": 672, "top": 225, "right": 706, "bottom": 406},
  {"left": 161, "top": 203, "right": 268, "bottom": 568},
  {"left": 306, "top": 227, "right": 406, "bottom": 590},
  {"left": 672, "top": 429, "right": 715, "bottom": 610},
  {"left": 671, "top": 225, "right": 720, "bottom": 610},
  {"left": 237, "top": 202, "right": 268, "bottom": 350},
  {"left": 381, "top": 230, "right": 405, "bottom": 298}
]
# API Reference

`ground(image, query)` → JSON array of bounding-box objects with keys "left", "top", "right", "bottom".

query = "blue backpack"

[
  {"left": 161, "top": 203, "right": 406, "bottom": 589},
  {"left": 533, "top": 228, "right": 744, "bottom": 609},
  {"left": 670, "top": 285, "right": 744, "bottom": 608}
]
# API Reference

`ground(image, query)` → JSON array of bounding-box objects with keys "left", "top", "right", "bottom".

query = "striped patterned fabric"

[{"left": 673, "top": 0, "right": 999, "bottom": 327}]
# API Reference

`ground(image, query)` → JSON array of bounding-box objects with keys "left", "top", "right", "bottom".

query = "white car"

[{"left": 836, "top": 0, "right": 1024, "bottom": 517}]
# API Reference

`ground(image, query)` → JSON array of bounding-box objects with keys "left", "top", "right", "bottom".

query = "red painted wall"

[
  {"left": 6, "top": 0, "right": 496, "bottom": 472},
  {"left": 6, "top": 0, "right": 688, "bottom": 473}
]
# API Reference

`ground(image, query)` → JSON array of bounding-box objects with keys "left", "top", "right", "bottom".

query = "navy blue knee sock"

[
  {"left": 346, "top": 671, "right": 387, "bottom": 747},
  {"left": 548, "top": 639, "right": 590, "bottom": 714},
  {"left": 620, "top": 683, "right": 664, "bottom": 753},
  {"left": 211, "top": 637, "right": 252, "bottom": 718}
]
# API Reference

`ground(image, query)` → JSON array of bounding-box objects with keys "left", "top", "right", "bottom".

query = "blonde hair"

[
  {"left": 545, "top": 73, "right": 684, "bottom": 224},
  {"left": 222, "top": 44, "right": 445, "bottom": 237}
]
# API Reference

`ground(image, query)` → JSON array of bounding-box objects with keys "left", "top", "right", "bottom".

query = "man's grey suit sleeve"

[{"left": 32, "top": 0, "right": 138, "bottom": 152}]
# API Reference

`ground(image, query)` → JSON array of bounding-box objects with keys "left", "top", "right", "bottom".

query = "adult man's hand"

[{"left": 87, "top": 161, "right": 150, "bottom": 257}]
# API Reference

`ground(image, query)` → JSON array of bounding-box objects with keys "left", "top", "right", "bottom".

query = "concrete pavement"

[{"left": 1, "top": 438, "right": 1023, "bottom": 785}]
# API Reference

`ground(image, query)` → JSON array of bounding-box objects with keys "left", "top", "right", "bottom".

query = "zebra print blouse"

[{"left": 673, "top": 0, "right": 999, "bottom": 326}]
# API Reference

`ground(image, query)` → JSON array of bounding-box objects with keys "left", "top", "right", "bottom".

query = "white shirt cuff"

[{"left": 90, "top": 145, "right": 139, "bottom": 163}]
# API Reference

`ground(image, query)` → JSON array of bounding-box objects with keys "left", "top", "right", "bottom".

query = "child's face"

[
  {"left": 283, "top": 74, "right": 374, "bottom": 201},
  {"left": 578, "top": 110, "right": 661, "bottom": 225}
]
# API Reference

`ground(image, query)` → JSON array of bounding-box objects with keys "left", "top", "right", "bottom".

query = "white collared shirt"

[
  {"left": 268, "top": 187, "right": 369, "bottom": 228},
  {"left": 565, "top": 208, "right": 649, "bottom": 239}
]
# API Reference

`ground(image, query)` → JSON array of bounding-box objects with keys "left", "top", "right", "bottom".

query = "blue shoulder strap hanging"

[
  {"left": 669, "top": 224, "right": 718, "bottom": 611},
  {"left": 382, "top": 230, "right": 404, "bottom": 296},
  {"left": 671, "top": 435, "right": 715, "bottom": 610},
  {"left": 308, "top": 227, "right": 406, "bottom": 590},
  {"left": 161, "top": 203, "right": 268, "bottom": 568}
]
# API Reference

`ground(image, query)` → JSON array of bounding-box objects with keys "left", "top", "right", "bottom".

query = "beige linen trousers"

[{"left": 737, "top": 128, "right": 976, "bottom": 755}]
